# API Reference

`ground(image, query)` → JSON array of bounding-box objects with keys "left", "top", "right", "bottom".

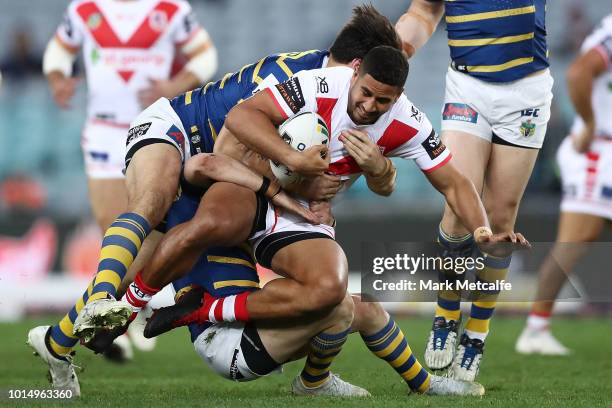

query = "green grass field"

[{"left": 1, "top": 316, "right": 610, "bottom": 407}]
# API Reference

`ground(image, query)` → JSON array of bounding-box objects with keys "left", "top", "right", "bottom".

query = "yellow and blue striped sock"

[
  {"left": 435, "top": 227, "right": 475, "bottom": 322},
  {"left": 465, "top": 253, "right": 511, "bottom": 341},
  {"left": 89, "top": 212, "right": 151, "bottom": 302},
  {"left": 361, "top": 319, "right": 430, "bottom": 393},
  {"left": 300, "top": 329, "right": 350, "bottom": 388},
  {"left": 48, "top": 279, "right": 95, "bottom": 356}
]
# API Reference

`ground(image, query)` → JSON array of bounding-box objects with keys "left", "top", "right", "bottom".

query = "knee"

[
  {"left": 306, "top": 273, "right": 348, "bottom": 313},
  {"left": 331, "top": 294, "right": 355, "bottom": 328},
  {"left": 486, "top": 200, "right": 520, "bottom": 233},
  {"left": 352, "top": 297, "right": 389, "bottom": 332}
]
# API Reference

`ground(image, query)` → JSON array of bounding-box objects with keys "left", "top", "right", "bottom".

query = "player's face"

[{"left": 348, "top": 73, "right": 401, "bottom": 125}]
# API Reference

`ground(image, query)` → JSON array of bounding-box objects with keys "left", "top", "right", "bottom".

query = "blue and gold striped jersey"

[
  {"left": 169, "top": 49, "right": 329, "bottom": 156},
  {"left": 442, "top": 0, "right": 548, "bottom": 82}
]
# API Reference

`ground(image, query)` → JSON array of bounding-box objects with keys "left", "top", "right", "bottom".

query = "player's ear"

[{"left": 349, "top": 58, "right": 361, "bottom": 71}]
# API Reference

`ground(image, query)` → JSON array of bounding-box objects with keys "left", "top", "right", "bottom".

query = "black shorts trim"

[
  {"left": 124, "top": 138, "right": 179, "bottom": 171},
  {"left": 250, "top": 192, "right": 269, "bottom": 237},
  {"left": 255, "top": 231, "right": 333, "bottom": 269},
  {"left": 240, "top": 322, "right": 280, "bottom": 376},
  {"left": 491, "top": 132, "right": 538, "bottom": 150}
]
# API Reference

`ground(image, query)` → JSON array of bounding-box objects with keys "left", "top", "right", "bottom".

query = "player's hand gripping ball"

[{"left": 270, "top": 112, "right": 329, "bottom": 187}]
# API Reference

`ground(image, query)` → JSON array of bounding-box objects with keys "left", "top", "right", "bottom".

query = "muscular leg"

[
  {"left": 141, "top": 183, "right": 257, "bottom": 289},
  {"left": 530, "top": 212, "right": 604, "bottom": 317},
  {"left": 463, "top": 143, "right": 539, "bottom": 341},
  {"left": 432, "top": 132, "right": 490, "bottom": 335},
  {"left": 47, "top": 144, "right": 180, "bottom": 356},
  {"left": 247, "top": 239, "right": 348, "bottom": 319}
]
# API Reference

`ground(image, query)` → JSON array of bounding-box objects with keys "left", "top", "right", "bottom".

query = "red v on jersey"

[{"left": 76, "top": 1, "right": 179, "bottom": 82}]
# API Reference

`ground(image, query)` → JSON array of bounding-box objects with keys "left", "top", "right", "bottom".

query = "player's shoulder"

[
  {"left": 390, "top": 95, "right": 432, "bottom": 132},
  {"left": 583, "top": 14, "right": 612, "bottom": 51},
  {"left": 157, "top": 0, "right": 193, "bottom": 14},
  {"left": 297, "top": 66, "right": 352, "bottom": 96},
  {"left": 65, "top": 0, "right": 94, "bottom": 14}
]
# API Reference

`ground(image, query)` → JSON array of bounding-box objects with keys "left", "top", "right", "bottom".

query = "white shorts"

[
  {"left": 81, "top": 120, "right": 130, "bottom": 179},
  {"left": 441, "top": 67, "right": 554, "bottom": 148},
  {"left": 193, "top": 323, "right": 282, "bottom": 382},
  {"left": 557, "top": 137, "right": 612, "bottom": 219},
  {"left": 124, "top": 98, "right": 190, "bottom": 170},
  {"left": 250, "top": 200, "right": 335, "bottom": 269}
]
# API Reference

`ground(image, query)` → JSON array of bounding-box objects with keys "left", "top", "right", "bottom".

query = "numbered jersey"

[
  {"left": 265, "top": 67, "right": 451, "bottom": 190},
  {"left": 570, "top": 14, "right": 612, "bottom": 143},
  {"left": 56, "top": 0, "right": 202, "bottom": 124},
  {"left": 168, "top": 50, "right": 329, "bottom": 158}
]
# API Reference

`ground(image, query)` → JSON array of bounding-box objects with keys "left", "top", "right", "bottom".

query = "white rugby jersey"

[
  {"left": 265, "top": 66, "right": 451, "bottom": 191},
  {"left": 571, "top": 14, "right": 612, "bottom": 141},
  {"left": 56, "top": 0, "right": 204, "bottom": 124}
]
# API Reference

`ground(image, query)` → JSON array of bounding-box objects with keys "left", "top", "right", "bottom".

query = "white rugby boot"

[
  {"left": 27, "top": 326, "right": 81, "bottom": 397},
  {"left": 449, "top": 333, "right": 484, "bottom": 382},
  {"left": 291, "top": 373, "right": 371, "bottom": 397},
  {"left": 515, "top": 327, "right": 570, "bottom": 356},
  {"left": 424, "top": 317, "right": 460, "bottom": 370},
  {"left": 73, "top": 297, "right": 133, "bottom": 344},
  {"left": 127, "top": 304, "right": 157, "bottom": 352},
  {"left": 425, "top": 374, "right": 485, "bottom": 396}
]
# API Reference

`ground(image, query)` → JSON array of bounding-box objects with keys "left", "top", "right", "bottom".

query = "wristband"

[{"left": 473, "top": 226, "right": 493, "bottom": 240}]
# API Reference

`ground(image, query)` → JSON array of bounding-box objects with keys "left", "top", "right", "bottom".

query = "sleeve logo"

[
  {"left": 126, "top": 122, "right": 152, "bottom": 145},
  {"left": 421, "top": 130, "right": 446, "bottom": 160},
  {"left": 275, "top": 77, "right": 305, "bottom": 114}
]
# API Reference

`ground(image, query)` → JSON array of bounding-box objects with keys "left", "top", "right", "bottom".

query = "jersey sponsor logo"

[
  {"left": 87, "top": 12, "right": 102, "bottom": 30},
  {"left": 149, "top": 9, "right": 169, "bottom": 32},
  {"left": 62, "top": 11, "right": 74, "bottom": 39},
  {"left": 521, "top": 108, "right": 540, "bottom": 117},
  {"left": 316, "top": 76, "right": 329, "bottom": 94},
  {"left": 183, "top": 12, "right": 197, "bottom": 34},
  {"left": 410, "top": 105, "right": 423, "bottom": 123},
  {"left": 602, "top": 186, "right": 612, "bottom": 200},
  {"left": 443, "top": 103, "right": 478, "bottom": 123},
  {"left": 275, "top": 77, "right": 305, "bottom": 114},
  {"left": 519, "top": 119, "right": 536, "bottom": 137},
  {"left": 126, "top": 122, "right": 152, "bottom": 145},
  {"left": 167, "top": 126, "right": 186, "bottom": 152},
  {"left": 421, "top": 129, "right": 446, "bottom": 160}
]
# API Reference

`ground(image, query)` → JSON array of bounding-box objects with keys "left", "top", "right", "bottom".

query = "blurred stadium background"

[{"left": 0, "top": 0, "right": 611, "bottom": 322}]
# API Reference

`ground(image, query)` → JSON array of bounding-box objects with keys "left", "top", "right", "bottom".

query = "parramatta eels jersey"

[
  {"left": 431, "top": 0, "right": 548, "bottom": 83},
  {"left": 167, "top": 49, "right": 329, "bottom": 158}
]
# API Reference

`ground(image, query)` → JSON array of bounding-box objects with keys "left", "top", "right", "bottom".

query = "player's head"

[
  {"left": 347, "top": 46, "right": 409, "bottom": 125},
  {"left": 329, "top": 4, "right": 402, "bottom": 64}
]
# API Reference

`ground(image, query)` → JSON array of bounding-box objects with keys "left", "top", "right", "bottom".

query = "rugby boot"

[
  {"left": 449, "top": 333, "right": 484, "bottom": 382},
  {"left": 291, "top": 373, "right": 371, "bottom": 397},
  {"left": 27, "top": 326, "right": 81, "bottom": 396},
  {"left": 424, "top": 316, "right": 460, "bottom": 370}
]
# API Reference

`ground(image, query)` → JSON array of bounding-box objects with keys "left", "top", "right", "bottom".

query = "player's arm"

[
  {"left": 184, "top": 153, "right": 318, "bottom": 223},
  {"left": 225, "top": 82, "right": 328, "bottom": 177},
  {"left": 567, "top": 42, "right": 610, "bottom": 153},
  {"left": 44, "top": 8, "right": 81, "bottom": 109},
  {"left": 395, "top": 0, "right": 445, "bottom": 58},
  {"left": 341, "top": 129, "right": 396, "bottom": 196}
]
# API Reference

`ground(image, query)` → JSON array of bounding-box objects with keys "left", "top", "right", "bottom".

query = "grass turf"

[{"left": 1, "top": 316, "right": 610, "bottom": 407}]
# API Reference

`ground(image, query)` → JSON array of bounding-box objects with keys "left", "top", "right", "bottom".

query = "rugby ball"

[{"left": 270, "top": 112, "right": 329, "bottom": 187}]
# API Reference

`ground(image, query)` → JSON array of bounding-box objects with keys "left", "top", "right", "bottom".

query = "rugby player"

[
  {"left": 43, "top": 0, "right": 218, "bottom": 357},
  {"left": 396, "top": 0, "right": 553, "bottom": 380},
  {"left": 516, "top": 14, "right": 612, "bottom": 356},
  {"left": 27, "top": 5, "right": 406, "bottom": 394}
]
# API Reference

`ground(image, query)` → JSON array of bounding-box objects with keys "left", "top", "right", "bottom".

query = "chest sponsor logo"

[
  {"left": 316, "top": 76, "right": 329, "bottom": 94},
  {"left": 520, "top": 119, "right": 536, "bottom": 138},
  {"left": 443, "top": 103, "right": 478, "bottom": 123},
  {"left": 149, "top": 10, "right": 169, "bottom": 32},
  {"left": 275, "top": 77, "right": 305, "bottom": 114},
  {"left": 421, "top": 130, "right": 446, "bottom": 160},
  {"left": 126, "top": 122, "right": 151, "bottom": 145},
  {"left": 410, "top": 105, "right": 423, "bottom": 123},
  {"left": 87, "top": 12, "right": 102, "bottom": 30}
]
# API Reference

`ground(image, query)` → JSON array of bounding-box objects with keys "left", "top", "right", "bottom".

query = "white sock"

[
  {"left": 464, "top": 329, "right": 487, "bottom": 342},
  {"left": 526, "top": 314, "right": 550, "bottom": 331}
]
